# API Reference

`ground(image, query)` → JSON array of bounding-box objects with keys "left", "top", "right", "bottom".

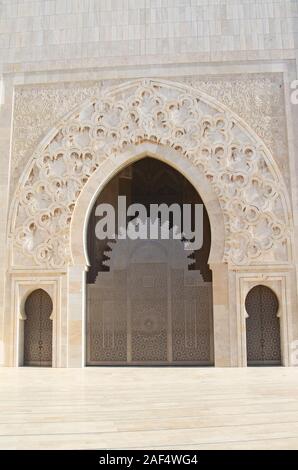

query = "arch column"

[
  {"left": 210, "top": 262, "right": 233, "bottom": 367},
  {"left": 67, "top": 265, "right": 86, "bottom": 367}
]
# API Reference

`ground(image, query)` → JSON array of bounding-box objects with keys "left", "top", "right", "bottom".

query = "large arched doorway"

[
  {"left": 8, "top": 78, "right": 293, "bottom": 369},
  {"left": 86, "top": 157, "right": 214, "bottom": 365},
  {"left": 24, "top": 289, "right": 53, "bottom": 367},
  {"left": 245, "top": 285, "right": 281, "bottom": 366}
]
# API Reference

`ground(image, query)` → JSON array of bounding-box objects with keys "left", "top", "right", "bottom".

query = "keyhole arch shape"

[
  {"left": 70, "top": 143, "right": 225, "bottom": 269},
  {"left": 23, "top": 288, "right": 53, "bottom": 367},
  {"left": 245, "top": 284, "right": 281, "bottom": 366}
]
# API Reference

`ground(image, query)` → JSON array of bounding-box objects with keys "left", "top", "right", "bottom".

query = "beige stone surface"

[
  {"left": 1, "top": 0, "right": 298, "bottom": 370},
  {"left": 3, "top": 79, "right": 295, "bottom": 368},
  {"left": 0, "top": 367, "right": 298, "bottom": 449},
  {"left": 0, "top": 0, "right": 297, "bottom": 73},
  {"left": 10, "top": 73, "right": 288, "bottom": 193}
]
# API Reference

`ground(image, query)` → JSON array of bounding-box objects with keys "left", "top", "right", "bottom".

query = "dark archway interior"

[
  {"left": 87, "top": 157, "right": 212, "bottom": 283},
  {"left": 86, "top": 157, "right": 214, "bottom": 366}
]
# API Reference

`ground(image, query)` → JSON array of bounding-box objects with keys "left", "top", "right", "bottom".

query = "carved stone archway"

[
  {"left": 10, "top": 79, "right": 291, "bottom": 269},
  {"left": 6, "top": 79, "right": 294, "bottom": 367},
  {"left": 70, "top": 143, "right": 225, "bottom": 268}
]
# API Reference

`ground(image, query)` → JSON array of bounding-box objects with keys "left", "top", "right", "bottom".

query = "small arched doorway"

[
  {"left": 24, "top": 289, "right": 53, "bottom": 367},
  {"left": 245, "top": 285, "right": 281, "bottom": 366},
  {"left": 86, "top": 156, "right": 214, "bottom": 365}
]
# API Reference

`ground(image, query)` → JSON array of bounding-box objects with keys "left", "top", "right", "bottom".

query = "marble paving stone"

[{"left": 0, "top": 367, "right": 297, "bottom": 449}]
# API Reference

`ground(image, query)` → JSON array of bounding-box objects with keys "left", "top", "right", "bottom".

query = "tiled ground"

[{"left": 0, "top": 367, "right": 298, "bottom": 449}]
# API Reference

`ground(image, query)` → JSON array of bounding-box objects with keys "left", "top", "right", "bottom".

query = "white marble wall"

[{"left": 0, "top": 0, "right": 297, "bottom": 73}]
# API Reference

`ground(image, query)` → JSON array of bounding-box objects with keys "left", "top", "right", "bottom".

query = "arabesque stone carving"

[{"left": 11, "top": 79, "right": 290, "bottom": 268}]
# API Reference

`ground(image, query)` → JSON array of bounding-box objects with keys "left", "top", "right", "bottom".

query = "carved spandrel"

[{"left": 12, "top": 79, "right": 290, "bottom": 268}]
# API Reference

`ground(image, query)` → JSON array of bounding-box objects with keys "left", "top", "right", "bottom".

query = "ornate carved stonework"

[
  {"left": 11, "top": 79, "right": 291, "bottom": 268},
  {"left": 12, "top": 74, "right": 288, "bottom": 192},
  {"left": 182, "top": 74, "right": 288, "bottom": 174},
  {"left": 11, "top": 80, "right": 120, "bottom": 191}
]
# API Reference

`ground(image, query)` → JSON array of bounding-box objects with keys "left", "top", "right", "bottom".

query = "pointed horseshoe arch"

[
  {"left": 245, "top": 285, "right": 281, "bottom": 365},
  {"left": 9, "top": 79, "right": 292, "bottom": 269},
  {"left": 70, "top": 143, "right": 225, "bottom": 267}
]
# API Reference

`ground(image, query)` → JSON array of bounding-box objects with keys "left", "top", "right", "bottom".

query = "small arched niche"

[
  {"left": 23, "top": 289, "right": 53, "bottom": 367},
  {"left": 245, "top": 285, "right": 281, "bottom": 366}
]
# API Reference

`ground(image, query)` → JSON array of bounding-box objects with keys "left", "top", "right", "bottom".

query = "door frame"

[
  {"left": 245, "top": 284, "right": 281, "bottom": 366},
  {"left": 236, "top": 270, "right": 294, "bottom": 367},
  {"left": 11, "top": 274, "right": 62, "bottom": 367}
]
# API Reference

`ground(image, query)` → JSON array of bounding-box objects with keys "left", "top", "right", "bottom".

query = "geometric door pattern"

[
  {"left": 245, "top": 285, "right": 281, "bottom": 366},
  {"left": 24, "top": 289, "right": 53, "bottom": 367},
  {"left": 87, "top": 265, "right": 213, "bottom": 366},
  {"left": 86, "top": 158, "right": 214, "bottom": 366}
]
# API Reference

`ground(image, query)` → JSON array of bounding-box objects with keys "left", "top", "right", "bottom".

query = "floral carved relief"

[
  {"left": 12, "top": 74, "right": 287, "bottom": 192},
  {"left": 11, "top": 79, "right": 291, "bottom": 268}
]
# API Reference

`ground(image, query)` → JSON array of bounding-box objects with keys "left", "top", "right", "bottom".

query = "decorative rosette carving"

[{"left": 11, "top": 79, "right": 290, "bottom": 268}]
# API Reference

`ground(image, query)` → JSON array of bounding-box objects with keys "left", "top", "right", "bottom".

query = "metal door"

[
  {"left": 245, "top": 285, "right": 281, "bottom": 365},
  {"left": 24, "top": 289, "right": 53, "bottom": 366},
  {"left": 87, "top": 266, "right": 213, "bottom": 365}
]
